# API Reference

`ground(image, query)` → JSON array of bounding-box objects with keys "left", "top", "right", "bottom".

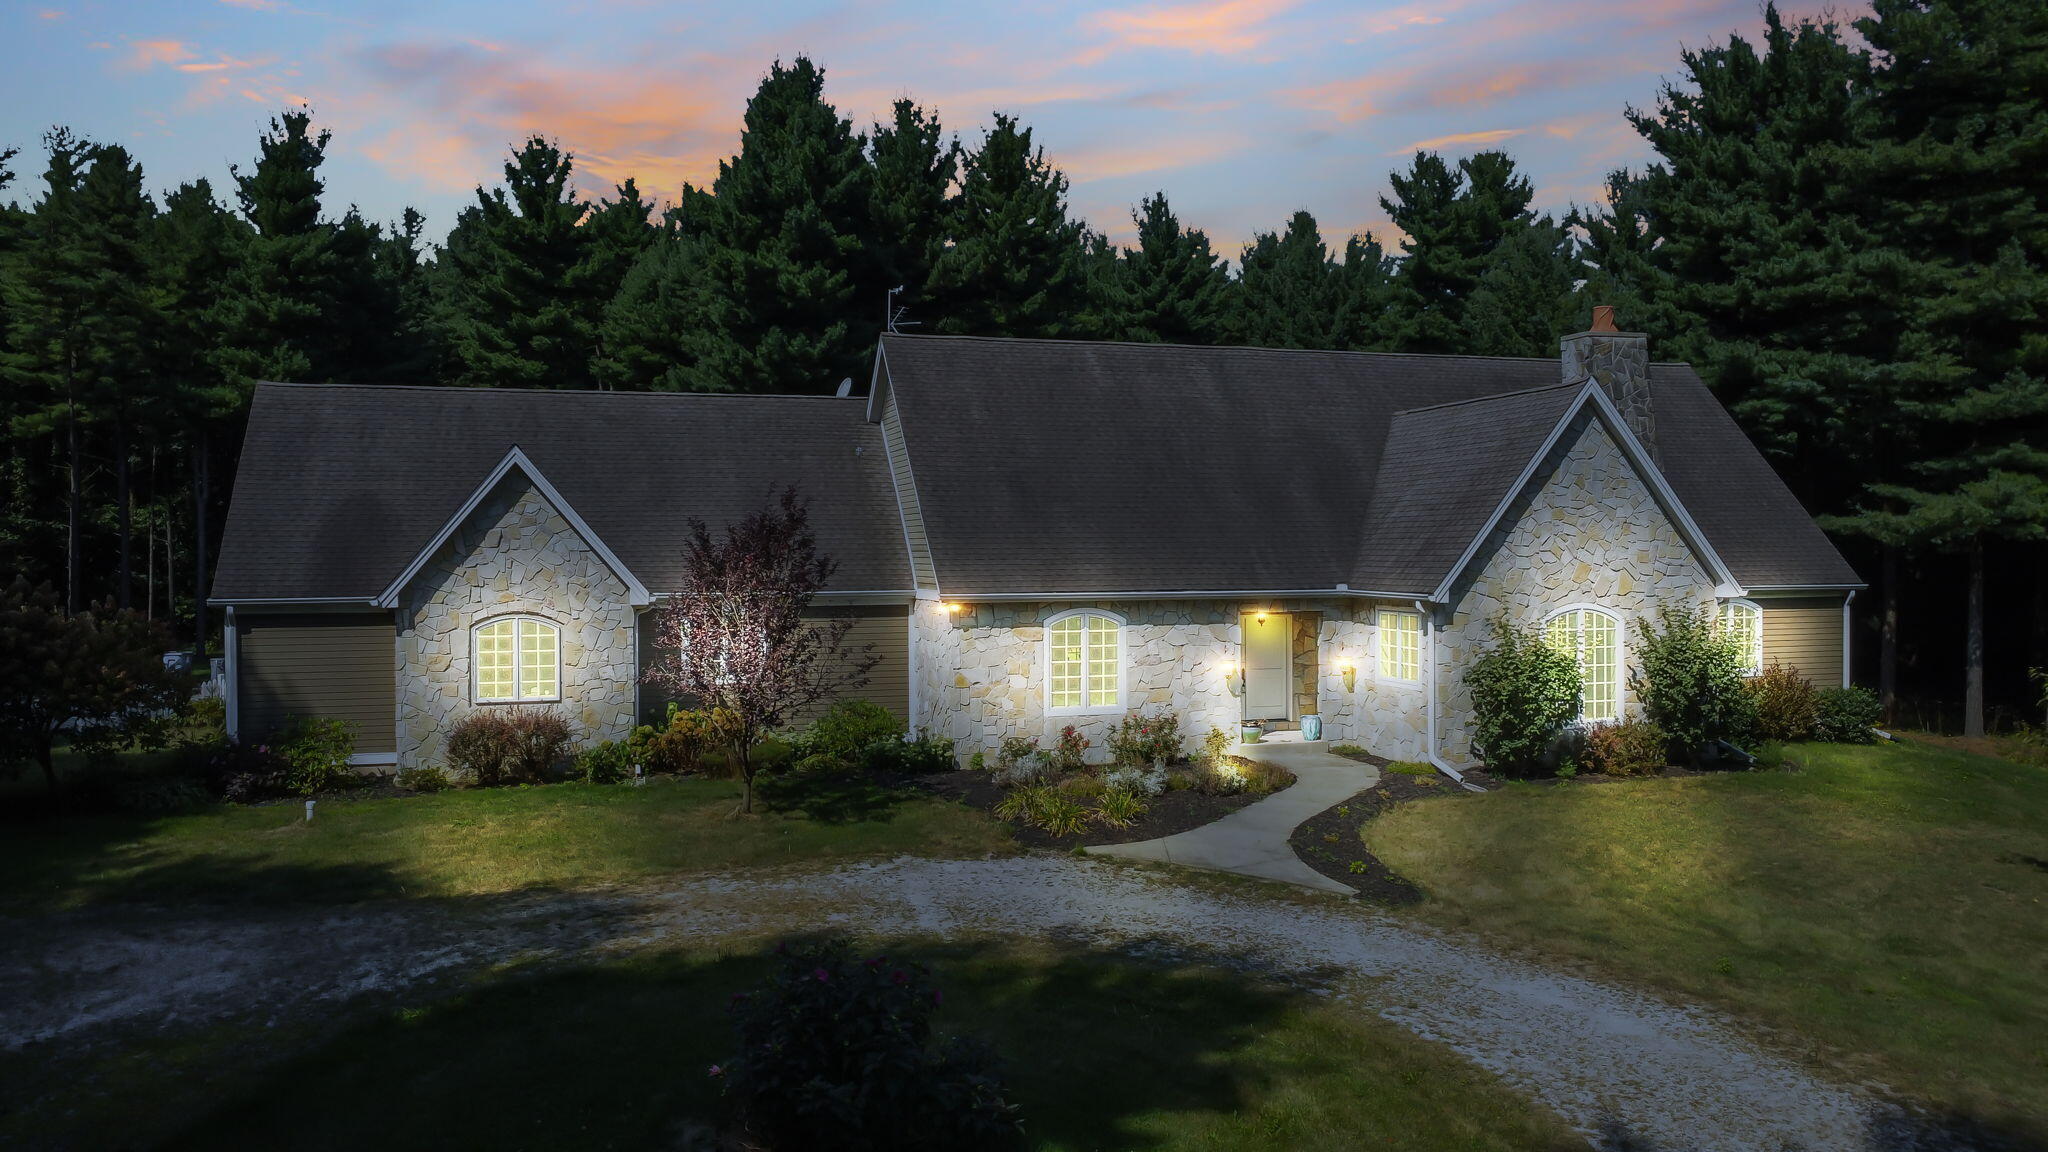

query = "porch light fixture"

[
  {"left": 1337, "top": 658, "right": 1357, "bottom": 693},
  {"left": 1220, "top": 660, "right": 1243, "bottom": 697},
  {"left": 1254, "top": 610, "right": 1269, "bottom": 623},
  {"left": 943, "top": 602, "right": 964, "bottom": 614}
]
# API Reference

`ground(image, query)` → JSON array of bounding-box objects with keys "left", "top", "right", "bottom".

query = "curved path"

[
  {"left": 1, "top": 855, "right": 1931, "bottom": 1152},
  {"left": 1085, "top": 742, "right": 1379, "bottom": 893}
]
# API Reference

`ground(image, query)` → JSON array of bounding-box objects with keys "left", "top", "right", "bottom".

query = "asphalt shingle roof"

[
  {"left": 211, "top": 384, "right": 910, "bottom": 602},
  {"left": 878, "top": 334, "right": 1859, "bottom": 596}
]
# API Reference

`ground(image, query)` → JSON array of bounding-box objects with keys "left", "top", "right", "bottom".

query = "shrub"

[
  {"left": 1385, "top": 760, "right": 1434, "bottom": 776},
  {"left": 795, "top": 699, "right": 904, "bottom": 762},
  {"left": 994, "top": 785, "right": 1052, "bottom": 824},
  {"left": 1200, "top": 726, "right": 1234, "bottom": 767},
  {"left": 1164, "top": 768, "right": 1196, "bottom": 792},
  {"left": 277, "top": 716, "right": 357, "bottom": 796},
  {"left": 989, "top": 735, "right": 1041, "bottom": 785},
  {"left": 1057, "top": 774, "right": 1106, "bottom": 801},
  {"left": 1094, "top": 789, "right": 1146, "bottom": 828},
  {"left": 573, "top": 740, "right": 635, "bottom": 784},
  {"left": 856, "top": 730, "right": 957, "bottom": 775},
  {"left": 396, "top": 764, "right": 456, "bottom": 793},
  {"left": 1748, "top": 663, "right": 1820, "bottom": 742},
  {"left": 1579, "top": 719, "right": 1667, "bottom": 777},
  {"left": 636, "top": 704, "right": 742, "bottom": 775},
  {"left": 1046, "top": 725, "right": 1089, "bottom": 773},
  {"left": 1192, "top": 754, "right": 1290, "bottom": 795},
  {"left": 1814, "top": 686, "right": 1881, "bottom": 743},
  {"left": 1031, "top": 793, "right": 1090, "bottom": 837},
  {"left": 1108, "top": 711, "right": 1183, "bottom": 766},
  {"left": 1466, "top": 616, "right": 1582, "bottom": 776},
  {"left": 1631, "top": 605, "right": 1757, "bottom": 759},
  {"left": 1102, "top": 764, "right": 1166, "bottom": 798},
  {"left": 1241, "top": 758, "right": 1294, "bottom": 794},
  {"left": 718, "top": 940, "right": 1020, "bottom": 1152},
  {"left": 447, "top": 708, "right": 574, "bottom": 786}
]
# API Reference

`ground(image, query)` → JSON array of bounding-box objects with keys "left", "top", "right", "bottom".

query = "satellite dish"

[{"left": 835, "top": 378, "right": 854, "bottom": 398}]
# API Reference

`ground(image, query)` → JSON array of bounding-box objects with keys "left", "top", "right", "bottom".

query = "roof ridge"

[
  {"left": 1390, "top": 379, "right": 1585, "bottom": 416},
  {"left": 883, "top": 331, "right": 1567, "bottom": 366},
  {"left": 252, "top": 380, "right": 864, "bottom": 400}
]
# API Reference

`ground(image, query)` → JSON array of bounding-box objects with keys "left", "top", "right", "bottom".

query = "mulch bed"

[
  {"left": 1287, "top": 752, "right": 1503, "bottom": 904},
  {"left": 917, "top": 768, "right": 1269, "bottom": 851}
]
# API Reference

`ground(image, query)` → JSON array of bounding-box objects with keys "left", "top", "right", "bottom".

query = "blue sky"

[{"left": 0, "top": 0, "right": 1844, "bottom": 252}]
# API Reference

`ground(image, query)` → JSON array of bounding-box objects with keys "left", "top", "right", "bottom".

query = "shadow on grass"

[
  {"left": 755, "top": 770, "right": 923, "bottom": 825},
  {"left": 150, "top": 935, "right": 1340, "bottom": 1152}
]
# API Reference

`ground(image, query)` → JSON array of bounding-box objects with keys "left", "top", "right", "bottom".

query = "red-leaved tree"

[{"left": 645, "top": 490, "right": 878, "bottom": 813}]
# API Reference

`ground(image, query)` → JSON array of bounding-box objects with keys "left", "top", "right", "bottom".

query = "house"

[{"left": 210, "top": 311, "right": 1861, "bottom": 776}]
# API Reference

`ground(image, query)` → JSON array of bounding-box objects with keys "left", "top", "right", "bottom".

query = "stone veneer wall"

[
  {"left": 910, "top": 597, "right": 1430, "bottom": 763},
  {"left": 1434, "top": 412, "right": 1715, "bottom": 765},
  {"left": 396, "top": 479, "right": 638, "bottom": 770}
]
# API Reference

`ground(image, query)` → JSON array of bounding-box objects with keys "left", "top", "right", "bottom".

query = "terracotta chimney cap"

[{"left": 1590, "top": 305, "right": 1619, "bottom": 333}]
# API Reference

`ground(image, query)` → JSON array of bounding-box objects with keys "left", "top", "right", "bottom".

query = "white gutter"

[
  {"left": 1842, "top": 589, "right": 1857, "bottom": 688},
  {"left": 1415, "top": 600, "right": 1482, "bottom": 791},
  {"left": 948, "top": 587, "right": 1429, "bottom": 604}
]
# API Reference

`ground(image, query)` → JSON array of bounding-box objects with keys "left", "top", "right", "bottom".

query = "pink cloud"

[
  {"left": 1081, "top": 0, "right": 1300, "bottom": 60},
  {"left": 122, "top": 39, "right": 197, "bottom": 70},
  {"left": 1051, "top": 133, "right": 1247, "bottom": 182},
  {"left": 220, "top": 0, "right": 285, "bottom": 9},
  {"left": 1393, "top": 126, "right": 1525, "bottom": 154}
]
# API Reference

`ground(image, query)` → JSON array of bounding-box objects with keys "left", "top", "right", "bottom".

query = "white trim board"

[
  {"left": 1428, "top": 380, "right": 1741, "bottom": 603},
  {"left": 373, "top": 446, "right": 651, "bottom": 610}
]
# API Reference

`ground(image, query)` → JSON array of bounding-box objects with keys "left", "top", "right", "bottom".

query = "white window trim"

[
  {"left": 1543, "top": 604, "right": 1623, "bottom": 725},
  {"left": 1718, "top": 598, "right": 1765, "bottom": 676},
  {"left": 1375, "top": 607, "right": 1423, "bottom": 684},
  {"left": 1043, "top": 608, "right": 1125, "bottom": 715},
  {"left": 472, "top": 614, "right": 564, "bottom": 705}
]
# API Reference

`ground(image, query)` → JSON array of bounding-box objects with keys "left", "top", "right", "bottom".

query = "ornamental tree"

[
  {"left": 644, "top": 489, "right": 877, "bottom": 813},
  {"left": 0, "top": 577, "right": 188, "bottom": 793}
]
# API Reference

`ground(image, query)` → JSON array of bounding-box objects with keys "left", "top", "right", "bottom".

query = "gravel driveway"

[{"left": 0, "top": 856, "right": 1971, "bottom": 1151}]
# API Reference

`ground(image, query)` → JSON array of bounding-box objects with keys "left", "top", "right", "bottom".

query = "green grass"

[
  {"left": 1368, "top": 738, "right": 2048, "bottom": 1139},
  {"left": 1, "top": 940, "right": 1582, "bottom": 1152},
  {"left": 0, "top": 775, "right": 1013, "bottom": 912}
]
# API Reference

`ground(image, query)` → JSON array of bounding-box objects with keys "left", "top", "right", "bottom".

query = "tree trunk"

[
  {"left": 1880, "top": 544, "right": 1899, "bottom": 724},
  {"left": 65, "top": 363, "right": 81, "bottom": 616},
  {"left": 116, "top": 413, "right": 132, "bottom": 611},
  {"left": 194, "top": 432, "right": 209, "bottom": 658},
  {"left": 37, "top": 738, "right": 57, "bottom": 795},
  {"left": 738, "top": 744, "right": 754, "bottom": 814},
  {"left": 1965, "top": 538, "right": 1985, "bottom": 739}
]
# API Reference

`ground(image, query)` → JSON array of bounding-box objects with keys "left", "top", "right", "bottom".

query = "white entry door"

[{"left": 1241, "top": 612, "right": 1292, "bottom": 722}]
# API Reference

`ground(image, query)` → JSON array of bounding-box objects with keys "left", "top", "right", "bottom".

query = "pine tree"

[
  {"left": 1088, "top": 192, "right": 1229, "bottom": 344},
  {"left": 1331, "top": 233, "right": 1396, "bottom": 352},
  {"left": 435, "top": 137, "right": 596, "bottom": 388},
  {"left": 1381, "top": 150, "right": 1537, "bottom": 353},
  {"left": 928, "top": 113, "right": 1085, "bottom": 339},
  {"left": 1465, "top": 217, "right": 1582, "bottom": 358},
  {"left": 1233, "top": 210, "right": 1339, "bottom": 349},
  {"left": 214, "top": 111, "right": 349, "bottom": 385},
  {"left": 370, "top": 207, "right": 439, "bottom": 380},
  {"left": 1831, "top": 0, "right": 2048, "bottom": 736},
  {"left": 596, "top": 192, "right": 717, "bottom": 391},
  {"left": 867, "top": 99, "right": 956, "bottom": 326},
  {"left": 683, "top": 58, "right": 875, "bottom": 393}
]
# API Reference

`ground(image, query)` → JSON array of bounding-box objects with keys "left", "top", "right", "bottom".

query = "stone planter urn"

[
  {"left": 1300, "top": 714, "right": 1323, "bottom": 742},
  {"left": 1239, "top": 724, "right": 1262, "bottom": 744}
]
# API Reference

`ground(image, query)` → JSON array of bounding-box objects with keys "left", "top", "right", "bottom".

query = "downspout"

[
  {"left": 223, "top": 605, "right": 239, "bottom": 742},
  {"left": 1416, "top": 601, "right": 1483, "bottom": 791},
  {"left": 1841, "top": 589, "right": 1856, "bottom": 690}
]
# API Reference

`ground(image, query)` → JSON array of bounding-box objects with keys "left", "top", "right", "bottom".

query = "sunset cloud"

[
  {"left": 1394, "top": 127, "right": 1525, "bottom": 154},
  {"left": 1081, "top": 0, "right": 1299, "bottom": 59},
  {"left": 122, "top": 39, "right": 197, "bottom": 70}
]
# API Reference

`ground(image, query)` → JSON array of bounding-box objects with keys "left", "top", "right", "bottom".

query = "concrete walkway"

[{"left": 1085, "top": 740, "right": 1378, "bottom": 894}]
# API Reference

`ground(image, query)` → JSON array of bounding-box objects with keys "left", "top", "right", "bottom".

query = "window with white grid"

[
  {"left": 1545, "top": 608, "right": 1620, "bottom": 723},
  {"left": 1046, "top": 610, "right": 1121, "bottom": 712},
  {"left": 473, "top": 616, "right": 562, "bottom": 703},
  {"left": 1376, "top": 609, "right": 1421, "bottom": 682},
  {"left": 1719, "top": 600, "right": 1763, "bottom": 675}
]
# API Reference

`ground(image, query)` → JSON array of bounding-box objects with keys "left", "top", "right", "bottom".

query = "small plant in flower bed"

[
  {"left": 1201, "top": 725, "right": 1234, "bottom": 767},
  {"left": 989, "top": 735, "right": 1043, "bottom": 785},
  {"left": 994, "top": 785, "right": 1052, "bottom": 824},
  {"left": 631, "top": 703, "right": 744, "bottom": 776},
  {"left": 395, "top": 764, "right": 456, "bottom": 793},
  {"left": 1108, "top": 711, "right": 1184, "bottom": 766},
  {"left": 1030, "top": 792, "right": 1091, "bottom": 837},
  {"left": 573, "top": 739, "right": 637, "bottom": 784},
  {"left": 1094, "top": 788, "right": 1146, "bottom": 828},
  {"left": 716, "top": 940, "right": 1021, "bottom": 1152},
  {"left": 1046, "top": 725, "right": 1090, "bottom": 773},
  {"left": 1103, "top": 763, "right": 1167, "bottom": 797},
  {"left": 1578, "top": 719, "right": 1668, "bottom": 777},
  {"left": 1196, "top": 755, "right": 1293, "bottom": 796}
]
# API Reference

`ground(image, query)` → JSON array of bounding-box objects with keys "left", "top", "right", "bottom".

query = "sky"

[{"left": 0, "top": 0, "right": 1848, "bottom": 254}]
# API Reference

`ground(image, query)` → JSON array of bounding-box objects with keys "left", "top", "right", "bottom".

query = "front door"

[{"left": 1241, "top": 612, "right": 1292, "bottom": 722}]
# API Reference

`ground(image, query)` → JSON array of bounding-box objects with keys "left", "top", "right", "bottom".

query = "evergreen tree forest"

[{"left": 2, "top": 2, "right": 2043, "bottom": 731}]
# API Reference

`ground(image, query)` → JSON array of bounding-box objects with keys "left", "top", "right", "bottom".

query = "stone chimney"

[{"left": 1561, "top": 305, "right": 1656, "bottom": 462}]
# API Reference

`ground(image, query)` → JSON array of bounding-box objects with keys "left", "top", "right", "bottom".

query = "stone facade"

[
  {"left": 1562, "top": 328, "right": 1655, "bottom": 462},
  {"left": 396, "top": 478, "right": 638, "bottom": 770},
  {"left": 1434, "top": 411, "right": 1716, "bottom": 765},
  {"left": 909, "top": 597, "right": 1430, "bottom": 763}
]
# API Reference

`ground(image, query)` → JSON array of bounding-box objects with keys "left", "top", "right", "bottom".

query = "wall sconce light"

[
  {"left": 943, "top": 602, "right": 964, "bottom": 615},
  {"left": 1337, "top": 658, "right": 1357, "bottom": 693},
  {"left": 1220, "top": 660, "right": 1243, "bottom": 697},
  {"left": 1254, "top": 610, "right": 1269, "bottom": 623}
]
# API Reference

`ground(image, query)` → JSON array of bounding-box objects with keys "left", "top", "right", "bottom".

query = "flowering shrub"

[
  {"left": 718, "top": 940, "right": 1020, "bottom": 1151},
  {"left": 1047, "top": 725, "right": 1090, "bottom": 773},
  {"left": 1109, "top": 711, "right": 1184, "bottom": 766},
  {"left": 1579, "top": 719, "right": 1667, "bottom": 777}
]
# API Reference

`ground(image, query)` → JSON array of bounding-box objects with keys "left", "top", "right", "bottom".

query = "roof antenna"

[{"left": 885, "top": 285, "right": 919, "bottom": 335}]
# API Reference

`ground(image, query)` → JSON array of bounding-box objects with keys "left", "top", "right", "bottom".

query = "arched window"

[
  {"left": 473, "top": 616, "right": 561, "bottom": 703},
  {"left": 1545, "top": 608, "right": 1620, "bottom": 723},
  {"left": 1046, "top": 609, "right": 1122, "bottom": 712},
  {"left": 1719, "top": 599, "right": 1764, "bottom": 675}
]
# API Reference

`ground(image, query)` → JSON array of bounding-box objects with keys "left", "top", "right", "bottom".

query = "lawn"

[
  {"left": 1367, "top": 738, "right": 2048, "bottom": 1141},
  {"left": 0, "top": 939, "right": 1583, "bottom": 1152},
  {"left": 0, "top": 775, "right": 1013, "bottom": 913}
]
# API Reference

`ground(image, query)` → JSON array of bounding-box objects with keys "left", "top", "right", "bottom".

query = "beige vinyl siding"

[
  {"left": 1759, "top": 596, "right": 1846, "bottom": 686},
  {"left": 636, "top": 603, "right": 910, "bottom": 725},
  {"left": 238, "top": 613, "right": 396, "bottom": 753},
  {"left": 881, "top": 393, "right": 938, "bottom": 591}
]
